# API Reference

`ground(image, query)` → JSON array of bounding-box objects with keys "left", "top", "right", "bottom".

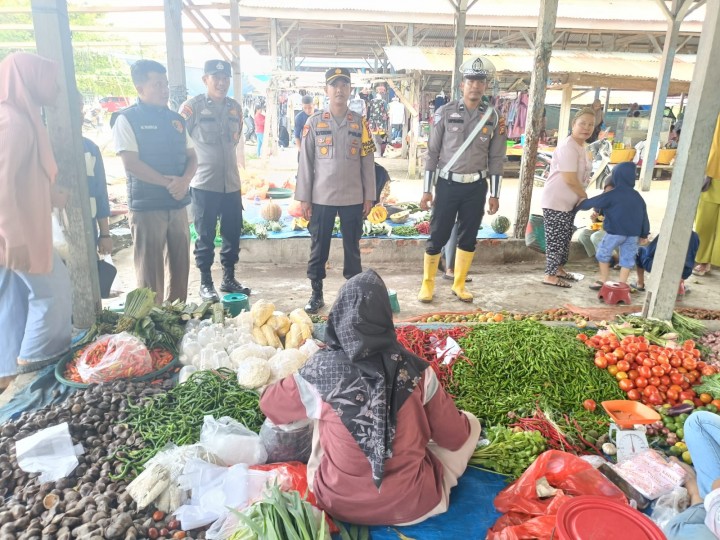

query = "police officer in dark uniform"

[
  {"left": 418, "top": 57, "right": 507, "bottom": 303},
  {"left": 179, "top": 60, "right": 250, "bottom": 302},
  {"left": 295, "top": 67, "right": 377, "bottom": 313},
  {"left": 111, "top": 59, "right": 198, "bottom": 303}
]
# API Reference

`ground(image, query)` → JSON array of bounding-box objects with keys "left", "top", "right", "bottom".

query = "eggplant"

[{"left": 666, "top": 404, "right": 694, "bottom": 417}]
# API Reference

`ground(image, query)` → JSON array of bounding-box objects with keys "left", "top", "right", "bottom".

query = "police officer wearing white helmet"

[{"left": 418, "top": 56, "right": 507, "bottom": 303}]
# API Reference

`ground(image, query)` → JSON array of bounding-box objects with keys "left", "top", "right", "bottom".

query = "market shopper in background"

[
  {"left": 0, "top": 52, "right": 72, "bottom": 389},
  {"left": 180, "top": 60, "right": 250, "bottom": 303},
  {"left": 254, "top": 104, "right": 266, "bottom": 157},
  {"left": 418, "top": 56, "right": 506, "bottom": 304},
  {"left": 260, "top": 270, "right": 480, "bottom": 526},
  {"left": 295, "top": 67, "right": 376, "bottom": 314},
  {"left": 693, "top": 113, "right": 720, "bottom": 277},
  {"left": 576, "top": 161, "right": 649, "bottom": 289},
  {"left": 388, "top": 95, "right": 405, "bottom": 143},
  {"left": 111, "top": 59, "right": 197, "bottom": 303},
  {"left": 587, "top": 98, "right": 604, "bottom": 143},
  {"left": 294, "top": 95, "right": 315, "bottom": 150},
  {"left": 664, "top": 411, "right": 720, "bottom": 540},
  {"left": 539, "top": 108, "right": 593, "bottom": 288}
]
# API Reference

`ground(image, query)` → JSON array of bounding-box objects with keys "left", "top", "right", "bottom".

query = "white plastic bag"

[
  {"left": 51, "top": 210, "right": 70, "bottom": 261},
  {"left": 199, "top": 415, "right": 267, "bottom": 466},
  {"left": 15, "top": 423, "right": 84, "bottom": 483},
  {"left": 76, "top": 332, "right": 153, "bottom": 383},
  {"left": 612, "top": 450, "right": 686, "bottom": 500},
  {"left": 652, "top": 486, "right": 690, "bottom": 529},
  {"left": 174, "top": 459, "right": 273, "bottom": 531}
]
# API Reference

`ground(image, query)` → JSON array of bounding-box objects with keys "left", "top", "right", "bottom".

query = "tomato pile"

[{"left": 578, "top": 332, "right": 717, "bottom": 407}]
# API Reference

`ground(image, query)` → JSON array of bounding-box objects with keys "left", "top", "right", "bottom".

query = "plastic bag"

[
  {"left": 16, "top": 422, "right": 84, "bottom": 483},
  {"left": 260, "top": 418, "right": 314, "bottom": 464},
  {"left": 612, "top": 449, "right": 686, "bottom": 500},
  {"left": 651, "top": 486, "right": 689, "bottom": 529},
  {"left": 76, "top": 332, "right": 153, "bottom": 383},
  {"left": 250, "top": 461, "right": 317, "bottom": 506},
  {"left": 487, "top": 450, "right": 627, "bottom": 540},
  {"left": 199, "top": 415, "right": 267, "bottom": 466},
  {"left": 51, "top": 210, "right": 70, "bottom": 261},
  {"left": 525, "top": 213, "right": 546, "bottom": 254},
  {"left": 174, "top": 459, "right": 273, "bottom": 531}
]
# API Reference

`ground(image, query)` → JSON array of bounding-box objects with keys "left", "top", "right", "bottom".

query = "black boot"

[
  {"left": 199, "top": 272, "right": 219, "bottom": 302},
  {"left": 305, "top": 280, "right": 324, "bottom": 314},
  {"left": 220, "top": 267, "right": 251, "bottom": 296}
]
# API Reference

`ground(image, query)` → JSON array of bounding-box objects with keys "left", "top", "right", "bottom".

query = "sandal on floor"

[
  {"left": 589, "top": 280, "right": 604, "bottom": 291},
  {"left": 442, "top": 274, "right": 472, "bottom": 282},
  {"left": 558, "top": 272, "right": 582, "bottom": 282},
  {"left": 693, "top": 264, "right": 711, "bottom": 277},
  {"left": 629, "top": 282, "right": 645, "bottom": 292},
  {"left": 542, "top": 279, "right": 571, "bottom": 289}
]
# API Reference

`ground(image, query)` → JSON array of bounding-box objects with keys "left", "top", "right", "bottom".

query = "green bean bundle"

[
  {"left": 450, "top": 321, "right": 624, "bottom": 426},
  {"left": 470, "top": 426, "right": 546, "bottom": 478},
  {"left": 113, "top": 368, "right": 264, "bottom": 477}
]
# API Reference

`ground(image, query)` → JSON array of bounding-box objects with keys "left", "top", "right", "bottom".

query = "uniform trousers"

[
  {"left": 192, "top": 188, "right": 242, "bottom": 273},
  {"left": 130, "top": 208, "right": 190, "bottom": 303},
  {"left": 307, "top": 203, "right": 364, "bottom": 281},
  {"left": 426, "top": 178, "right": 487, "bottom": 255}
]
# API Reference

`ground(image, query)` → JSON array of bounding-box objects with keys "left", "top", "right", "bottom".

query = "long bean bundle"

[
  {"left": 114, "top": 368, "right": 264, "bottom": 477},
  {"left": 450, "top": 321, "right": 624, "bottom": 426}
]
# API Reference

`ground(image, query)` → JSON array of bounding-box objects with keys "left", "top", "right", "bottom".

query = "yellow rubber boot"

[
  {"left": 451, "top": 248, "right": 475, "bottom": 302},
  {"left": 418, "top": 253, "right": 441, "bottom": 303}
]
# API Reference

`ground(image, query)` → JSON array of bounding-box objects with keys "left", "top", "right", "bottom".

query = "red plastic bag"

[
  {"left": 77, "top": 332, "right": 153, "bottom": 383},
  {"left": 487, "top": 450, "right": 627, "bottom": 540},
  {"left": 249, "top": 462, "right": 339, "bottom": 533}
]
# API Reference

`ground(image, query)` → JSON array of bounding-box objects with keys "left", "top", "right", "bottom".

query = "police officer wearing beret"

[
  {"left": 418, "top": 56, "right": 507, "bottom": 303},
  {"left": 296, "top": 67, "right": 377, "bottom": 313},
  {"left": 179, "top": 60, "right": 250, "bottom": 302}
]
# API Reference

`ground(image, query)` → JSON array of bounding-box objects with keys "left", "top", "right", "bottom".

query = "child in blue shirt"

[{"left": 576, "top": 161, "right": 650, "bottom": 289}]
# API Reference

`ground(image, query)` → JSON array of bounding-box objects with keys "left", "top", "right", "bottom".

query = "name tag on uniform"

[
  {"left": 140, "top": 125, "right": 158, "bottom": 130},
  {"left": 450, "top": 112, "right": 462, "bottom": 118},
  {"left": 200, "top": 109, "right": 213, "bottom": 115},
  {"left": 317, "top": 122, "right": 329, "bottom": 128}
]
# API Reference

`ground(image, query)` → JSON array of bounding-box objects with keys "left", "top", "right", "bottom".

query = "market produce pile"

[{"left": 5, "top": 293, "right": 720, "bottom": 538}]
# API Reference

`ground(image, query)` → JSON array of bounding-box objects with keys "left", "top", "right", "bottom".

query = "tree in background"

[{"left": 0, "top": 0, "right": 135, "bottom": 99}]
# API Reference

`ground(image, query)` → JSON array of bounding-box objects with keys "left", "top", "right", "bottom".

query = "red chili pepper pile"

[
  {"left": 395, "top": 325, "right": 470, "bottom": 389},
  {"left": 64, "top": 345, "right": 173, "bottom": 384},
  {"left": 580, "top": 333, "right": 717, "bottom": 407},
  {"left": 510, "top": 405, "right": 605, "bottom": 456}
]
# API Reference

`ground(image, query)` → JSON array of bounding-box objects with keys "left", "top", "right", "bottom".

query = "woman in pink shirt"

[
  {"left": 539, "top": 108, "right": 593, "bottom": 288},
  {"left": 0, "top": 53, "right": 72, "bottom": 389},
  {"left": 260, "top": 269, "right": 481, "bottom": 526},
  {"left": 254, "top": 105, "right": 266, "bottom": 157}
]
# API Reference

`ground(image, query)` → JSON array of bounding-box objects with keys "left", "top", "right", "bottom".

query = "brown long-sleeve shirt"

[
  {"left": 426, "top": 99, "right": 506, "bottom": 177},
  {"left": 295, "top": 109, "right": 376, "bottom": 206}
]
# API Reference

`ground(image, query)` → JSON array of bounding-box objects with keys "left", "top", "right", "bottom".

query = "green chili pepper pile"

[
  {"left": 469, "top": 426, "right": 546, "bottom": 478},
  {"left": 113, "top": 368, "right": 264, "bottom": 478},
  {"left": 450, "top": 321, "right": 624, "bottom": 426}
]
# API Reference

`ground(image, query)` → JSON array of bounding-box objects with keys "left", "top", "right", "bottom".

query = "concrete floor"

[{"left": 92, "top": 128, "right": 698, "bottom": 318}]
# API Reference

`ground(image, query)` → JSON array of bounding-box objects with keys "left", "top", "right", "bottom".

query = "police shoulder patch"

[
  {"left": 172, "top": 120, "right": 184, "bottom": 133},
  {"left": 302, "top": 124, "right": 310, "bottom": 138},
  {"left": 180, "top": 104, "right": 193, "bottom": 119}
]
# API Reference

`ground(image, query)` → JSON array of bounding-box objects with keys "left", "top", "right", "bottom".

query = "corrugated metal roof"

[
  {"left": 383, "top": 46, "right": 696, "bottom": 83},
  {"left": 237, "top": 0, "right": 705, "bottom": 23}
]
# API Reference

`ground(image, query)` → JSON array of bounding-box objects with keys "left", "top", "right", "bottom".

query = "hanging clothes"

[{"left": 368, "top": 97, "right": 388, "bottom": 133}]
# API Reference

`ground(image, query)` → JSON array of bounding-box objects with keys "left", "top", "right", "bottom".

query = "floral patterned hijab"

[{"left": 298, "top": 269, "right": 429, "bottom": 488}]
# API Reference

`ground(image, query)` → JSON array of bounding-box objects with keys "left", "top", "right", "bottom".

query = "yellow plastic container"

[
  {"left": 657, "top": 149, "right": 676, "bottom": 165},
  {"left": 609, "top": 149, "right": 636, "bottom": 164}
]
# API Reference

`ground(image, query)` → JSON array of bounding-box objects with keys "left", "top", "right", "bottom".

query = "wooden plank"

[
  {"left": 30, "top": 0, "right": 100, "bottom": 328},
  {"left": 514, "top": 0, "right": 559, "bottom": 239},
  {"left": 644, "top": 0, "right": 720, "bottom": 320},
  {"left": 451, "top": 0, "right": 467, "bottom": 101},
  {"left": 164, "top": 0, "right": 187, "bottom": 110}
]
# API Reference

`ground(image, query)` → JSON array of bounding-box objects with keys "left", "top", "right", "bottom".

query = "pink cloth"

[
  {"left": 540, "top": 136, "right": 591, "bottom": 212},
  {"left": 260, "top": 370, "right": 472, "bottom": 526},
  {"left": 0, "top": 53, "right": 59, "bottom": 274}
]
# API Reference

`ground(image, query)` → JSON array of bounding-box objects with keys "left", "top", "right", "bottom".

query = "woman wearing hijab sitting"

[
  {"left": 260, "top": 269, "right": 481, "bottom": 526},
  {"left": 0, "top": 53, "right": 72, "bottom": 390}
]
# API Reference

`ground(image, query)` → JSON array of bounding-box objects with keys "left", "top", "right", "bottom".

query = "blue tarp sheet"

[{"left": 368, "top": 467, "right": 507, "bottom": 539}]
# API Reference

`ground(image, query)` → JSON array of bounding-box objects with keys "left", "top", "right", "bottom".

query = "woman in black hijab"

[{"left": 260, "top": 269, "right": 480, "bottom": 525}]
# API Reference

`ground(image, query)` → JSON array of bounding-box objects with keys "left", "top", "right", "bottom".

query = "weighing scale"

[{"left": 602, "top": 400, "right": 661, "bottom": 463}]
